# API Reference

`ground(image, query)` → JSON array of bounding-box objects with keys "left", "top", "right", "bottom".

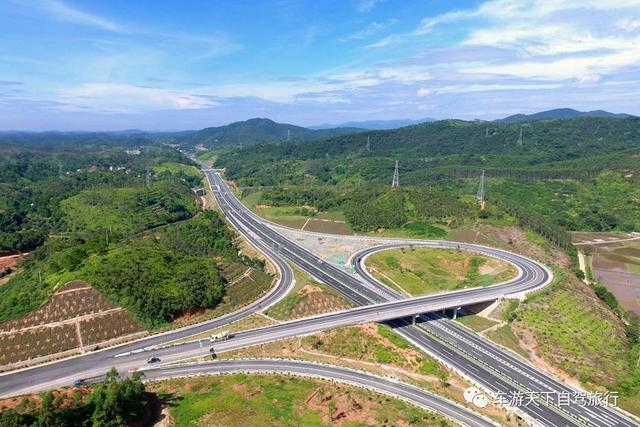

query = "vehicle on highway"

[
  {"left": 73, "top": 379, "right": 86, "bottom": 386},
  {"left": 147, "top": 356, "right": 161, "bottom": 364},
  {"left": 210, "top": 330, "right": 232, "bottom": 343}
]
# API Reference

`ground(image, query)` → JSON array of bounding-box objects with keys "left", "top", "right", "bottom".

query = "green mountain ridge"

[
  {"left": 161, "top": 117, "right": 364, "bottom": 148},
  {"left": 496, "top": 108, "right": 632, "bottom": 123}
]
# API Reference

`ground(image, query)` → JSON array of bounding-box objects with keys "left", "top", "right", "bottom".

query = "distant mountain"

[
  {"left": 311, "top": 118, "right": 436, "bottom": 130},
  {"left": 496, "top": 108, "right": 632, "bottom": 123},
  {"left": 162, "top": 118, "right": 363, "bottom": 148}
]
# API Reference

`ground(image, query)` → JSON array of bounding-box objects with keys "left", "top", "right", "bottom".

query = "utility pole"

[
  {"left": 146, "top": 165, "right": 151, "bottom": 188},
  {"left": 391, "top": 160, "right": 400, "bottom": 188},
  {"left": 476, "top": 170, "right": 485, "bottom": 208}
]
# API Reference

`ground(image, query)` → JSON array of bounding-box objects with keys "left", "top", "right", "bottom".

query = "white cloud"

[
  {"left": 434, "top": 83, "right": 563, "bottom": 94},
  {"left": 416, "top": 87, "right": 431, "bottom": 97},
  {"left": 60, "top": 83, "right": 216, "bottom": 113},
  {"left": 576, "top": 74, "right": 601, "bottom": 86},
  {"left": 355, "top": 0, "right": 385, "bottom": 13},
  {"left": 365, "top": 0, "right": 640, "bottom": 87},
  {"left": 342, "top": 19, "right": 397, "bottom": 42},
  {"left": 39, "top": 0, "right": 123, "bottom": 32}
]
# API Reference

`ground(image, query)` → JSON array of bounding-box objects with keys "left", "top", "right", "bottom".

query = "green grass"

[
  {"left": 153, "top": 162, "right": 203, "bottom": 180},
  {"left": 626, "top": 262, "right": 640, "bottom": 275},
  {"left": 377, "top": 324, "right": 411, "bottom": 349},
  {"left": 194, "top": 150, "right": 218, "bottom": 162},
  {"left": 304, "top": 326, "right": 405, "bottom": 365},
  {"left": 160, "top": 374, "right": 448, "bottom": 426},
  {"left": 265, "top": 266, "right": 351, "bottom": 320},
  {"left": 266, "top": 293, "right": 305, "bottom": 319},
  {"left": 503, "top": 299, "right": 520, "bottom": 322},
  {"left": 365, "top": 221, "right": 447, "bottom": 239},
  {"left": 486, "top": 325, "right": 529, "bottom": 358},
  {"left": 515, "top": 282, "right": 629, "bottom": 385},
  {"left": 313, "top": 211, "right": 347, "bottom": 221},
  {"left": 239, "top": 189, "right": 263, "bottom": 209},
  {"left": 239, "top": 189, "right": 311, "bottom": 228},
  {"left": 302, "top": 325, "right": 448, "bottom": 381},
  {"left": 366, "top": 247, "right": 516, "bottom": 296},
  {"left": 456, "top": 314, "right": 499, "bottom": 332}
]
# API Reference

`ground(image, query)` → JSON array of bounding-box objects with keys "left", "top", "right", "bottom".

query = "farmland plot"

[{"left": 0, "top": 281, "right": 144, "bottom": 368}]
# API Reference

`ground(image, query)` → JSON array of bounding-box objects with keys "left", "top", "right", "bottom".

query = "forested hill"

[
  {"left": 496, "top": 108, "right": 632, "bottom": 123},
  {"left": 216, "top": 116, "right": 640, "bottom": 175},
  {"left": 159, "top": 118, "right": 363, "bottom": 148},
  {"left": 0, "top": 131, "right": 153, "bottom": 149}
]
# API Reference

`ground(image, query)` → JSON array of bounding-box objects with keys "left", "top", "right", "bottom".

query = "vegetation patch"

[
  {"left": 152, "top": 373, "right": 449, "bottom": 426},
  {"left": 153, "top": 161, "right": 203, "bottom": 186},
  {"left": 486, "top": 325, "right": 529, "bottom": 358},
  {"left": 0, "top": 369, "right": 152, "bottom": 426},
  {"left": 366, "top": 247, "right": 516, "bottom": 296},
  {"left": 0, "top": 280, "right": 144, "bottom": 366},
  {"left": 60, "top": 180, "right": 196, "bottom": 237},
  {"left": 266, "top": 272, "right": 352, "bottom": 320},
  {"left": 302, "top": 324, "right": 449, "bottom": 382},
  {"left": 512, "top": 275, "right": 632, "bottom": 387},
  {"left": 0, "top": 210, "right": 261, "bottom": 327},
  {"left": 456, "top": 314, "right": 499, "bottom": 332}
]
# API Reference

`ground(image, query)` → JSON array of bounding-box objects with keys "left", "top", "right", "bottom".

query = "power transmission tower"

[
  {"left": 391, "top": 161, "right": 400, "bottom": 188},
  {"left": 287, "top": 129, "right": 290, "bottom": 141},
  {"left": 366, "top": 135, "right": 371, "bottom": 152},
  {"left": 476, "top": 170, "right": 485, "bottom": 208},
  {"left": 146, "top": 165, "right": 151, "bottom": 188},
  {"left": 517, "top": 126, "right": 523, "bottom": 146},
  {"left": 485, "top": 127, "right": 489, "bottom": 138},
  {"left": 58, "top": 161, "right": 63, "bottom": 177}
]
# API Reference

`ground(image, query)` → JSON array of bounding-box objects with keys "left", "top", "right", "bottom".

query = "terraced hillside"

[{"left": 0, "top": 280, "right": 144, "bottom": 369}]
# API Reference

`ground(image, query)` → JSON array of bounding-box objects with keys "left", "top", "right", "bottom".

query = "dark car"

[
  {"left": 73, "top": 379, "right": 86, "bottom": 386},
  {"left": 147, "top": 356, "right": 161, "bottom": 364}
]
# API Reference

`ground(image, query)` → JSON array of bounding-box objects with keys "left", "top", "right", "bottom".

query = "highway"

[
  {"left": 353, "top": 244, "right": 639, "bottom": 427},
  {"left": 142, "top": 358, "right": 498, "bottom": 427},
  {"left": 206, "top": 169, "right": 638, "bottom": 427},
  {"left": 0, "top": 167, "right": 637, "bottom": 426}
]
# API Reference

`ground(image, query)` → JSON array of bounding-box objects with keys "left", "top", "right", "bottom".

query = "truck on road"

[{"left": 209, "top": 330, "right": 232, "bottom": 343}]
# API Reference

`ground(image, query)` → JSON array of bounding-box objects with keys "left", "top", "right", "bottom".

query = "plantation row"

[
  {"left": 0, "top": 282, "right": 118, "bottom": 332},
  {"left": 0, "top": 310, "right": 143, "bottom": 365}
]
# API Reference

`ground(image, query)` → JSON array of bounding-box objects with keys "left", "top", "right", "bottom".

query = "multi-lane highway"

[
  {"left": 206, "top": 169, "right": 638, "bottom": 427},
  {"left": 142, "top": 359, "right": 497, "bottom": 427},
  {"left": 0, "top": 167, "right": 637, "bottom": 427},
  {"left": 353, "top": 244, "right": 638, "bottom": 427}
]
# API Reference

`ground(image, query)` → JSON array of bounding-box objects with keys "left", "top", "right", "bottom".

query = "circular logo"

[
  {"left": 464, "top": 387, "right": 488, "bottom": 408},
  {"left": 472, "top": 393, "right": 489, "bottom": 408}
]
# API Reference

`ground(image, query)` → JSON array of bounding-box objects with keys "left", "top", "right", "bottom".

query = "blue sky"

[{"left": 1, "top": 0, "right": 639, "bottom": 130}]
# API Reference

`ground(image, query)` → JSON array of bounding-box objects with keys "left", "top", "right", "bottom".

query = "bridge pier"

[{"left": 412, "top": 314, "right": 418, "bottom": 325}]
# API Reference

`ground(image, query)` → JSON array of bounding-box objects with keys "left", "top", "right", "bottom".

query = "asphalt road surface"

[
  {"left": 207, "top": 169, "right": 638, "bottom": 427},
  {"left": 0, "top": 167, "right": 637, "bottom": 427},
  {"left": 142, "top": 358, "right": 498, "bottom": 427}
]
